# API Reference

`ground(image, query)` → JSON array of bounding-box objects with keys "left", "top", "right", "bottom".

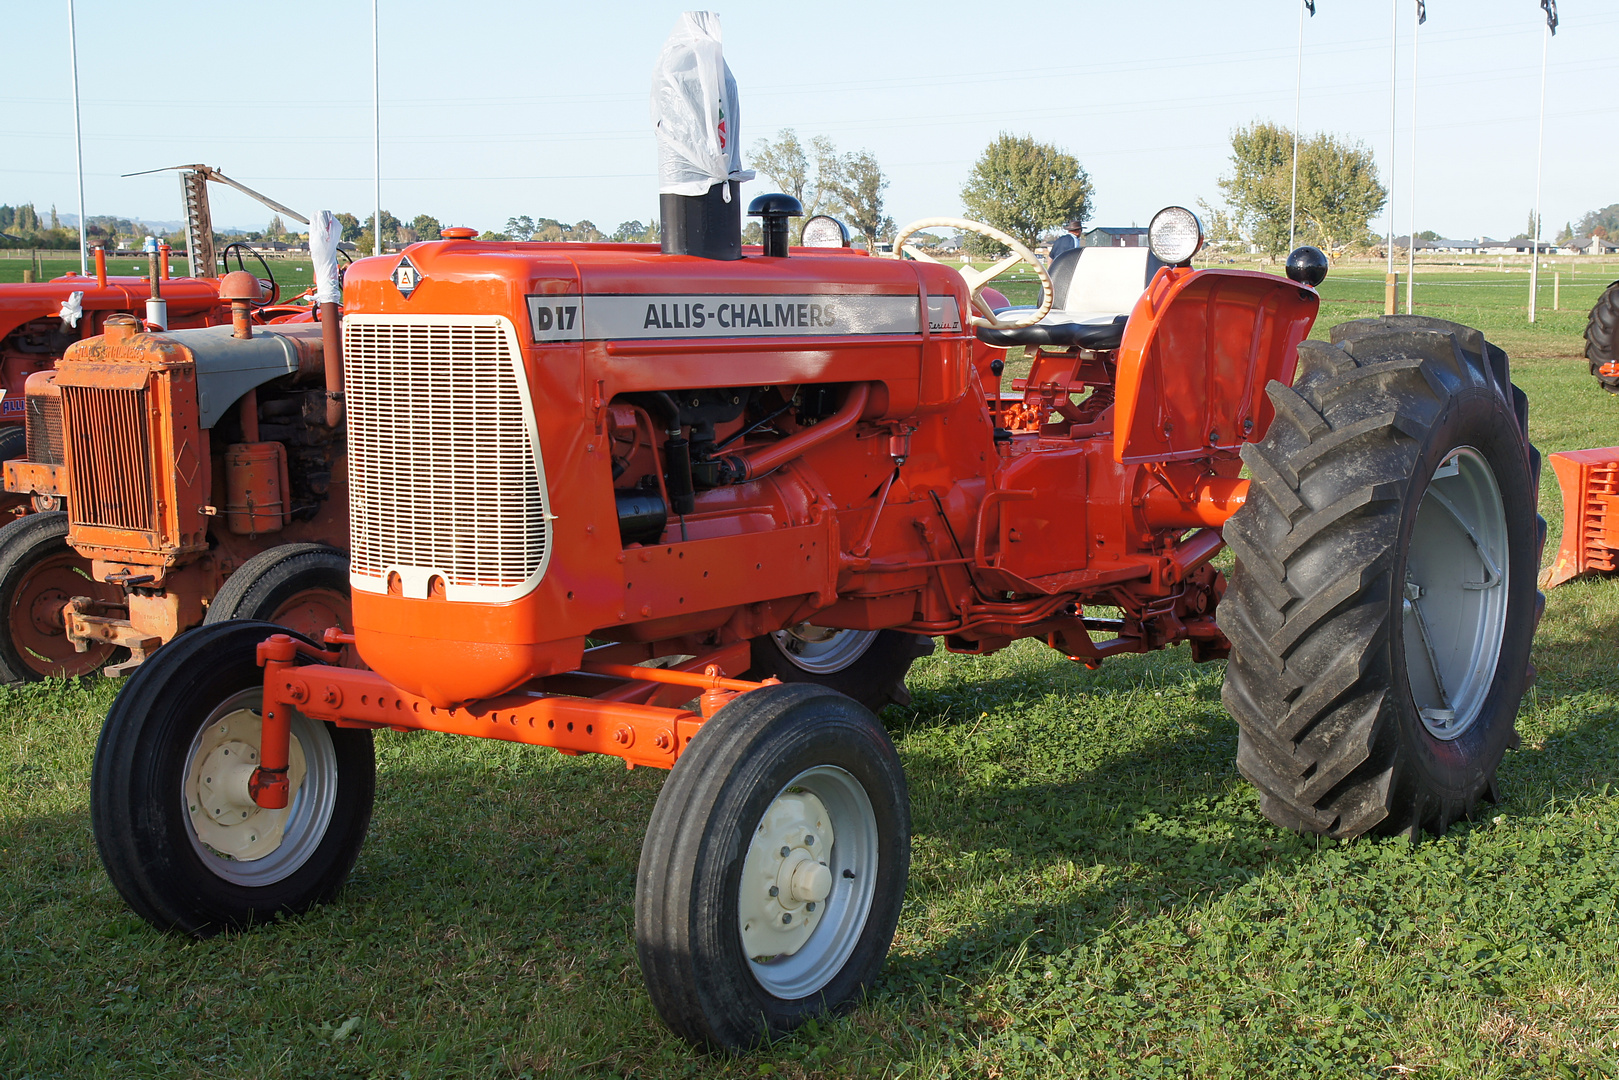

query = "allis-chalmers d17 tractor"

[
  {"left": 0, "top": 168, "right": 352, "bottom": 681},
  {"left": 89, "top": 187, "right": 1543, "bottom": 1049}
]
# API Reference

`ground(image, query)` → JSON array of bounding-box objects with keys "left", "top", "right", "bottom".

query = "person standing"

[{"left": 1048, "top": 218, "right": 1085, "bottom": 262}]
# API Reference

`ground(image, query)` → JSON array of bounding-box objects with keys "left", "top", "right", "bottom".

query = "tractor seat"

[{"left": 977, "top": 246, "right": 1164, "bottom": 351}]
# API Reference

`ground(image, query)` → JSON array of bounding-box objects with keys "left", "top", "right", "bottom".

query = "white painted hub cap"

[
  {"left": 738, "top": 790, "right": 835, "bottom": 961},
  {"left": 185, "top": 709, "right": 307, "bottom": 862}
]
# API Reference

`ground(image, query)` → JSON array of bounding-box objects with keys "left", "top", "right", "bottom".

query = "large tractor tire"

[
  {"left": 747, "top": 627, "right": 932, "bottom": 713},
  {"left": 1220, "top": 316, "right": 1543, "bottom": 840},
  {"left": 1584, "top": 281, "right": 1619, "bottom": 393},
  {"left": 636, "top": 683, "right": 910, "bottom": 1050},
  {"left": 0, "top": 511, "right": 124, "bottom": 682},
  {"left": 92, "top": 620, "right": 375, "bottom": 936}
]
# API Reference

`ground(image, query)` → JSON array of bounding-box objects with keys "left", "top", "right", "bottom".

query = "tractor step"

[{"left": 1543, "top": 447, "right": 1619, "bottom": 587}]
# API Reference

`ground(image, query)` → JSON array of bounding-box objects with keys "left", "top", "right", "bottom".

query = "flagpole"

[
  {"left": 1385, "top": 0, "right": 1398, "bottom": 314},
  {"left": 67, "top": 0, "right": 87, "bottom": 276},
  {"left": 373, "top": 0, "right": 381, "bottom": 258},
  {"left": 1529, "top": 18, "right": 1548, "bottom": 323},
  {"left": 1405, "top": 2, "right": 1419, "bottom": 314},
  {"left": 1289, "top": 0, "right": 1305, "bottom": 250}
]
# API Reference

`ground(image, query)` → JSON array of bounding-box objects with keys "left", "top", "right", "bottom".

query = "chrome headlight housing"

[
  {"left": 801, "top": 215, "right": 851, "bottom": 248},
  {"left": 1148, "top": 206, "right": 1204, "bottom": 265}
]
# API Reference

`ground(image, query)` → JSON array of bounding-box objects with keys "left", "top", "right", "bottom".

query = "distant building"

[{"left": 1084, "top": 226, "right": 1148, "bottom": 248}]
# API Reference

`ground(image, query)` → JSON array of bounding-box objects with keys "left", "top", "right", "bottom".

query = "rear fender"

[{"left": 1113, "top": 267, "right": 1317, "bottom": 464}]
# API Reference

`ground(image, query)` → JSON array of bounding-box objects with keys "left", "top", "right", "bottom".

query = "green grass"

[{"left": 5, "top": 263, "right": 1619, "bottom": 1078}]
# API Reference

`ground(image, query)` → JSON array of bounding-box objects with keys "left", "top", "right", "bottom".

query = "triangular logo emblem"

[{"left": 391, "top": 256, "right": 422, "bottom": 299}]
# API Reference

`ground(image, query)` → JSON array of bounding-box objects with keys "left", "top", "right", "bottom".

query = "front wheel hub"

[{"left": 739, "top": 790, "right": 835, "bottom": 959}]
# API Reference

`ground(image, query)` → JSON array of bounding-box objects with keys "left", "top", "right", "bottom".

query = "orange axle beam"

[{"left": 247, "top": 632, "right": 776, "bottom": 807}]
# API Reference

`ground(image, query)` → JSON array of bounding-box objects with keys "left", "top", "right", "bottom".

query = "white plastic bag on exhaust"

[
  {"left": 309, "top": 209, "right": 343, "bottom": 305},
  {"left": 651, "top": 11, "right": 754, "bottom": 201}
]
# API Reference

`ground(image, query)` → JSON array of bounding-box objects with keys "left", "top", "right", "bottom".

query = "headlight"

[
  {"left": 801, "top": 215, "right": 851, "bottom": 248},
  {"left": 1148, "top": 206, "right": 1203, "bottom": 265}
]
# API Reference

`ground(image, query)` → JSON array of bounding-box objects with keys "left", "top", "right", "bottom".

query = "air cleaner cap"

[{"left": 439, "top": 227, "right": 477, "bottom": 240}]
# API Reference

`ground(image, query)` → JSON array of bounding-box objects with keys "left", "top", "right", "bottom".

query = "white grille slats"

[{"left": 344, "top": 315, "right": 551, "bottom": 602}]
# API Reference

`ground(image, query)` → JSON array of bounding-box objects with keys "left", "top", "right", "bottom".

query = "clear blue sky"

[{"left": 5, "top": 1, "right": 1614, "bottom": 240}]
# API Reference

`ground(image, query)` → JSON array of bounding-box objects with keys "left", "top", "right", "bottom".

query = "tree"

[
  {"left": 571, "top": 220, "right": 603, "bottom": 243},
  {"left": 958, "top": 134, "right": 1092, "bottom": 254},
  {"left": 824, "top": 150, "right": 891, "bottom": 251},
  {"left": 611, "top": 220, "right": 647, "bottom": 242},
  {"left": 1594, "top": 225, "right": 1611, "bottom": 242},
  {"left": 336, "top": 213, "right": 362, "bottom": 242},
  {"left": 1416, "top": 229, "right": 1440, "bottom": 242},
  {"left": 266, "top": 214, "right": 286, "bottom": 239},
  {"left": 1215, "top": 122, "right": 1385, "bottom": 258},
  {"left": 505, "top": 215, "right": 536, "bottom": 241},
  {"left": 750, "top": 128, "right": 842, "bottom": 243},
  {"left": 1556, "top": 221, "right": 1574, "bottom": 246},
  {"left": 411, "top": 213, "right": 442, "bottom": 241},
  {"left": 1577, "top": 204, "right": 1619, "bottom": 238}
]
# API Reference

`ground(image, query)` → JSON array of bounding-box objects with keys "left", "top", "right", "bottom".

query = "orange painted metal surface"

[
  {"left": 1113, "top": 267, "right": 1317, "bottom": 464},
  {"left": 223, "top": 441, "right": 290, "bottom": 535},
  {"left": 240, "top": 239, "right": 1316, "bottom": 754},
  {"left": 1544, "top": 447, "right": 1619, "bottom": 587}
]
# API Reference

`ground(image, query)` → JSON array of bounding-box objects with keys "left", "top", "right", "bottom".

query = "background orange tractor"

[
  {"left": 1541, "top": 281, "right": 1619, "bottom": 587},
  {"left": 0, "top": 170, "right": 354, "bottom": 680}
]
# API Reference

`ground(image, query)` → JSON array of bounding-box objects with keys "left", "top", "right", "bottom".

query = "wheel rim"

[
  {"left": 182, "top": 688, "right": 339, "bottom": 885},
  {"left": 267, "top": 587, "right": 359, "bottom": 667},
  {"left": 7, "top": 544, "right": 119, "bottom": 678},
  {"left": 769, "top": 625, "right": 879, "bottom": 674},
  {"left": 1402, "top": 446, "right": 1510, "bottom": 741},
  {"left": 738, "top": 765, "right": 879, "bottom": 999}
]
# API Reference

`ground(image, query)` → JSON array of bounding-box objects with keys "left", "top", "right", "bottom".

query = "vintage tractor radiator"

[
  {"left": 56, "top": 318, "right": 209, "bottom": 571},
  {"left": 343, "top": 314, "right": 552, "bottom": 602}
]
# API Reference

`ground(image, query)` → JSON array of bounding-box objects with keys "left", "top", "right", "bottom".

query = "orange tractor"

[
  {"left": 1539, "top": 281, "right": 1619, "bottom": 588},
  {"left": 88, "top": 178, "right": 1545, "bottom": 1047},
  {"left": 0, "top": 169, "right": 354, "bottom": 680}
]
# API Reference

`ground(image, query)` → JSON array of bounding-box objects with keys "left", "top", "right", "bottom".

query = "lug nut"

[
  {"left": 768, "top": 885, "right": 779, "bottom": 897},
  {"left": 806, "top": 901, "right": 816, "bottom": 912},
  {"left": 782, "top": 913, "right": 792, "bottom": 925},
  {"left": 780, "top": 846, "right": 791, "bottom": 857},
  {"left": 805, "top": 835, "right": 815, "bottom": 846}
]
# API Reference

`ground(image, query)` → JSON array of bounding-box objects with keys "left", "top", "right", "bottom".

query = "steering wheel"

[
  {"left": 218, "top": 242, "right": 281, "bottom": 307},
  {"left": 891, "top": 217, "right": 1052, "bottom": 329}
]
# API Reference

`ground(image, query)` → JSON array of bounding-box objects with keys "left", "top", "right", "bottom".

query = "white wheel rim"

[
  {"left": 182, "top": 688, "right": 339, "bottom": 885},
  {"left": 769, "top": 625, "right": 879, "bottom": 674},
  {"left": 739, "top": 765, "right": 879, "bottom": 999},
  {"left": 1402, "top": 446, "right": 1510, "bottom": 741}
]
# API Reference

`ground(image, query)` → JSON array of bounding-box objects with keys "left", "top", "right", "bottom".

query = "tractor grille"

[
  {"left": 26, "top": 392, "right": 62, "bottom": 465},
  {"left": 60, "top": 385, "right": 156, "bottom": 531},
  {"left": 344, "top": 315, "right": 550, "bottom": 601}
]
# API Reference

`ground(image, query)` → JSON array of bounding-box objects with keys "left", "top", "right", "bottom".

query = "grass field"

[{"left": 3, "top": 258, "right": 1619, "bottom": 1078}]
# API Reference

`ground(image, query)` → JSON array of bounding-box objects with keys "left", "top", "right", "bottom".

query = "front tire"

[
  {"left": 748, "top": 627, "right": 932, "bottom": 712},
  {"left": 636, "top": 683, "right": 910, "bottom": 1050},
  {"left": 91, "top": 620, "right": 374, "bottom": 936},
  {"left": 1220, "top": 316, "right": 1542, "bottom": 839},
  {"left": 0, "top": 511, "right": 123, "bottom": 681}
]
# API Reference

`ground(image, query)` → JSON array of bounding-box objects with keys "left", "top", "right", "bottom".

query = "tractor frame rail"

[{"left": 248, "top": 630, "right": 774, "bottom": 807}]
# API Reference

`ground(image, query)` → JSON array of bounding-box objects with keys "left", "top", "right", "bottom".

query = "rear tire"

[
  {"left": 1220, "top": 316, "right": 1542, "bottom": 839},
  {"left": 91, "top": 620, "right": 374, "bottom": 936},
  {"left": 1585, "top": 281, "right": 1619, "bottom": 393},
  {"left": 636, "top": 683, "right": 910, "bottom": 1050},
  {"left": 206, "top": 543, "right": 350, "bottom": 635},
  {"left": 748, "top": 627, "right": 932, "bottom": 713},
  {"left": 0, "top": 511, "right": 123, "bottom": 681}
]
